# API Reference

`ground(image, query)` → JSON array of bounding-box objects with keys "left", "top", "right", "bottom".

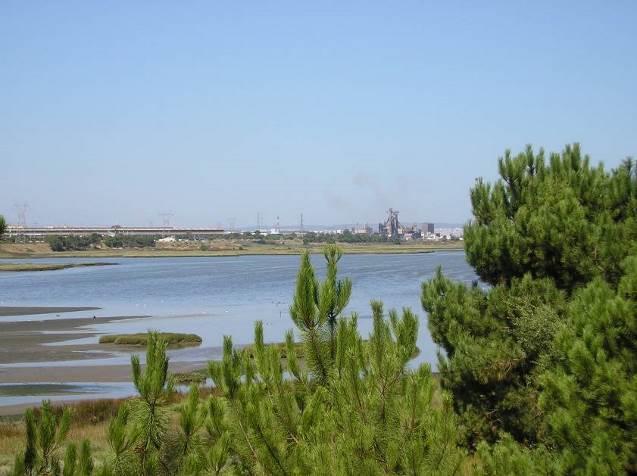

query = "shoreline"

[
  {"left": 0, "top": 242, "right": 464, "bottom": 259},
  {"left": 0, "top": 306, "right": 100, "bottom": 317},
  {"left": 0, "top": 262, "right": 117, "bottom": 272}
]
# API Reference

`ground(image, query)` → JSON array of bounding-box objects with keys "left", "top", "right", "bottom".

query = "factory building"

[{"left": 422, "top": 223, "right": 435, "bottom": 235}]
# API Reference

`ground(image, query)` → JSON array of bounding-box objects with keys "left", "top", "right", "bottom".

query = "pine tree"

[
  {"left": 129, "top": 331, "right": 173, "bottom": 475},
  {"left": 464, "top": 144, "right": 636, "bottom": 291},
  {"left": 61, "top": 440, "right": 93, "bottom": 476},
  {"left": 289, "top": 246, "right": 351, "bottom": 383},
  {"left": 422, "top": 270, "right": 566, "bottom": 445},
  {"left": 474, "top": 434, "right": 558, "bottom": 475},
  {"left": 105, "top": 404, "right": 139, "bottom": 475},
  {"left": 538, "top": 256, "right": 637, "bottom": 473},
  {"left": 11, "top": 400, "right": 98, "bottom": 476},
  {"left": 62, "top": 443, "right": 77, "bottom": 476},
  {"left": 205, "top": 247, "right": 466, "bottom": 474},
  {"left": 172, "top": 385, "right": 206, "bottom": 474},
  {"left": 15, "top": 401, "right": 72, "bottom": 475},
  {"left": 422, "top": 145, "right": 637, "bottom": 447},
  {"left": 320, "top": 245, "right": 352, "bottom": 359}
]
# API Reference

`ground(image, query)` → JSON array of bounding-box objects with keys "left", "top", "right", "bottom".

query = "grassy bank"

[
  {"left": 0, "top": 262, "right": 116, "bottom": 272},
  {"left": 0, "top": 240, "right": 463, "bottom": 259},
  {"left": 99, "top": 332, "right": 202, "bottom": 347},
  {"left": 0, "top": 394, "right": 216, "bottom": 474}
]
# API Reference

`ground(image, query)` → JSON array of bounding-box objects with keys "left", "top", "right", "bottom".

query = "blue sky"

[{"left": 1, "top": 1, "right": 635, "bottom": 227}]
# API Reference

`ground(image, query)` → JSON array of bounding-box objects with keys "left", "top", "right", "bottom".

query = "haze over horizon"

[{"left": 2, "top": 2, "right": 636, "bottom": 228}]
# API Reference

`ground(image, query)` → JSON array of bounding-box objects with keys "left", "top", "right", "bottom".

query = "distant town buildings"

[
  {"left": 422, "top": 223, "right": 435, "bottom": 235},
  {"left": 351, "top": 224, "right": 374, "bottom": 235},
  {"left": 5, "top": 209, "right": 463, "bottom": 242},
  {"left": 374, "top": 210, "right": 460, "bottom": 241}
]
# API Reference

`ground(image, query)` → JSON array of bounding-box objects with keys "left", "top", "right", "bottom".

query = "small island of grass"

[
  {"left": 0, "top": 262, "right": 117, "bottom": 272},
  {"left": 99, "top": 332, "right": 202, "bottom": 347}
]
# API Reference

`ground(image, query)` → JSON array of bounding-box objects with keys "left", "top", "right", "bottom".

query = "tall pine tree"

[{"left": 422, "top": 145, "right": 637, "bottom": 449}]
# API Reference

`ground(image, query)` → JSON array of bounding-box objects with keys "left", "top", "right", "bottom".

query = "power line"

[{"left": 14, "top": 202, "right": 29, "bottom": 226}]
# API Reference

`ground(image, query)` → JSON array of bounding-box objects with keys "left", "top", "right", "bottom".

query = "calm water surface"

[{"left": 0, "top": 252, "right": 476, "bottom": 405}]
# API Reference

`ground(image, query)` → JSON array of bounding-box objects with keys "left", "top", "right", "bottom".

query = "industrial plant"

[
  {"left": 4, "top": 208, "right": 459, "bottom": 242},
  {"left": 375, "top": 208, "right": 437, "bottom": 240}
]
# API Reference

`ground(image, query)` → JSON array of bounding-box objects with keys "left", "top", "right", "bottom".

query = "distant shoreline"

[
  {"left": 0, "top": 306, "right": 101, "bottom": 317},
  {"left": 0, "top": 262, "right": 117, "bottom": 272},
  {"left": 0, "top": 241, "right": 464, "bottom": 259}
]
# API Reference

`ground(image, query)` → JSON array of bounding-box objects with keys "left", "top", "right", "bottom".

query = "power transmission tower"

[
  {"left": 158, "top": 212, "right": 173, "bottom": 227},
  {"left": 15, "top": 202, "right": 29, "bottom": 226}
]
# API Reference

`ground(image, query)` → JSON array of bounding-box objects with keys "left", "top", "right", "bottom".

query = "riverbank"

[
  {"left": 0, "top": 240, "right": 463, "bottom": 258},
  {"left": 0, "top": 262, "right": 117, "bottom": 272}
]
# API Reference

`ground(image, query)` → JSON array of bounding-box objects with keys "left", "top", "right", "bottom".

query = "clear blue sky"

[{"left": 2, "top": 1, "right": 635, "bottom": 227}]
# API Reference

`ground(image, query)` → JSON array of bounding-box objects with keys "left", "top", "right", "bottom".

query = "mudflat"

[
  {"left": 0, "top": 306, "right": 100, "bottom": 317},
  {"left": 0, "top": 312, "right": 209, "bottom": 416},
  {"left": 0, "top": 314, "right": 149, "bottom": 365}
]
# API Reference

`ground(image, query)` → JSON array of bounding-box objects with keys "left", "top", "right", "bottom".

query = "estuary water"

[{"left": 0, "top": 251, "right": 476, "bottom": 407}]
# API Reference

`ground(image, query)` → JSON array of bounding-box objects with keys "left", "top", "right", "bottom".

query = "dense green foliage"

[
  {"left": 0, "top": 214, "right": 6, "bottom": 237},
  {"left": 423, "top": 144, "right": 637, "bottom": 473},
  {"left": 288, "top": 246, "right": 352, "bottom": 380},
  {"left": 129, "top": 332, "right": 174, "bottom": 474},
  {"left": 45, "top": 234, "right": 156, "bottom": 251},
  {"left": 203, "top": 307, "right": 464, "bottom": 474},
  {"left": 102, "top": 236, "right": 156, "bottom": 249},
  {"left": 539, "top": 256, "right": 637, "bottom": 473},
  {"left": 422, "top": 271, "right": 566, "bottom": 445},
  {"left": 301, "top": 230, "right": 389, "bottom": 244},
  {"left": 11, "top": 401, "right": 89, "bottom": 476},
  {"left": 47, "top": 235, "right": 101, "bottom": 252},
  {"left": 464, "top": 145, "right": 636, "bottom": 290}
]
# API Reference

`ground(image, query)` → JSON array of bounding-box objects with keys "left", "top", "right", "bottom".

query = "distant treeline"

[
  {"left": 102, "top": 235, "right": 156, "bottom": 249},
  {"left": 46, "top": 234, "right": 102, "bottom": 251},
  {"left": 46, "top": 234, "right": 156, "bottom": 251},
  {"left": 302, "top": 230, "right": 390, "bottom": 244}
]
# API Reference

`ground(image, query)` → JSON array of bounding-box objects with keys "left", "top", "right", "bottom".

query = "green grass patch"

[
  {"left": 0, "top": 262, "right": 116, "bottom": 272},
  {"left": 99, "top": 332, "right": 202, "bottom": 347}
]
